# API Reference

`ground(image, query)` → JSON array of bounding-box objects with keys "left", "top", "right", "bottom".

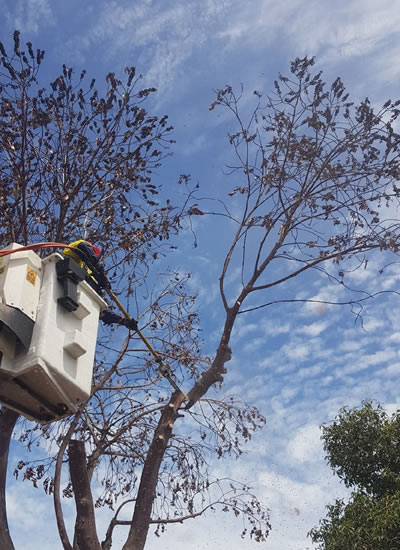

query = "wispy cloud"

[
  {"left": 60, "top": 0, "right": 230, "bottom": 94},
  {"left": 5, "top": 0, "right": 55, "bottom": 34}
]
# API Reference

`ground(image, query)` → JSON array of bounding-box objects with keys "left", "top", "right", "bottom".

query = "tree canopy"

[
  {"left": 0, "top": 31, "right": 269, "bottom": 550},
  {"left": 309, "top": 401, "right": 400, "bottom": 550}
]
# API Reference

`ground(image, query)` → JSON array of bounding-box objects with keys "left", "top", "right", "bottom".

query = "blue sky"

[{"left": 2, "top": 1, "right": 400, "bottom": 549}]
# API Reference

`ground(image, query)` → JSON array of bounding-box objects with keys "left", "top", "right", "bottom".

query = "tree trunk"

[
  {"left": 122, "top": 391, "right": 186, "bottom": 550},
  {"left": 0, "top": 407, "right": 19, "bottom": 550},
  {"left": 122, "top": 311, "right": 238, "bottom": 550},
  {"left": 68, "top": 439, "right": 101, "bottom": 550},
  {"left": 185, "top": 308, "right": 237, "bottom": 409}
]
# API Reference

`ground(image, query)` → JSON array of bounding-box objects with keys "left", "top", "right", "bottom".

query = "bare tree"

[
  {"left": 0, "top": 31, "right": 269, "bottom": 550},
  {"left": 118, "top": 56, "right": 400, "bottom": 549},
  {"left": 180, "top": 56, "right": 400, "bottom": 417}
]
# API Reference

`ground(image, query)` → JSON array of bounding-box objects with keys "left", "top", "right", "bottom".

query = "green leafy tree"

[{"left": 309, "top": 401, "right": 400, "bottom": 549}]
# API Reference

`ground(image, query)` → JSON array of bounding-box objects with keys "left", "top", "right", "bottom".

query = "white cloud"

[
  {"left": 338, "top": 337, "right": 367, "bottom": 353},
  {"left": 362, "top": 316, "right": 386, "bottom": 332},
  {"left": 214, "top": 0, "right": 400, "bottom": 66},
  {"left": 60, "top": 0, "right": 231, "bottom": 95},
  {"left": 297, "top": 364, "right": 324, "bottom": 380},
  {"left": 342, "top": 349, "right": 398, "bottom": 375},
  {"left": 12, "top": 0, "right": 55, "bottom": 34},
  {"left": 286, "top": 424, "right": 323, "bottom": 464},
  {"left": 7, "top": 483, "right": 67, "bottom": 549},
  {"left": 216, "top": 0, "right": 303, "bottom": 48},
  {"left": 253, "top": 468, "right": 348, "bottom": 550},
  {"left": 299, "top": 283, "right": 346, "bottom": 316},
  {"left": 282, "top": 341, "right": 310, "bottom": 361},
  {"left": 280, "top": 386, "right": 299, "bottom": 403},
  {"left": 384, "top": 363, "right": 400, "bottom": 376},
  {"left": 262, "top": 320, "right": 292, "bottom": 337},
  {"left": 297, "top": 321, "right": 329, "bottom": 337}
]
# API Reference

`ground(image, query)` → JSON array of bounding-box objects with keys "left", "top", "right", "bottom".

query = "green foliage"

[
  {"left": 322, "top": 401, "right": 400, "bottom": 496},
  {"left": 310, "top": 401, "right": 400, "bottom": 549},
  {"left": 309, "top": 492, "right": 400, "bottom": 550}
]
